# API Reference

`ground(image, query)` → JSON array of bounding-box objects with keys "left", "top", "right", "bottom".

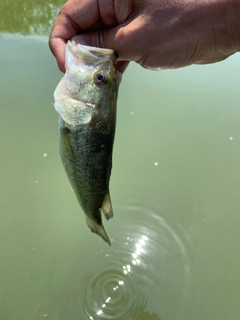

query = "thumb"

[{"left": 72, "top": 28, "right": 132, "bottom": 73}]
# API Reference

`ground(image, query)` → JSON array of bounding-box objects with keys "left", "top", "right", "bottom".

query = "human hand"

[{"left": 49, "top": 0, "right": 240, "bottom": 73}]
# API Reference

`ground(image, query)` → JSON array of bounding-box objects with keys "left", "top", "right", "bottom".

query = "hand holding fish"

[{"left": 49, "top": 0, "right": 240, "bottom": 72}]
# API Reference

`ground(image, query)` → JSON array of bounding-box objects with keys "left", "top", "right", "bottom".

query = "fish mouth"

[
  {"left": 66, "top": 38, "right": 117, "bottom": 66},
  {"left": 66, "top": 37, "right": 122, "bottom": 84}
]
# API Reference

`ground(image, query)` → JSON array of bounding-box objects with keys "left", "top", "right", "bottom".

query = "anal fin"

[{"left": 101, "top": 190, "right": 113, "bottom": 220}]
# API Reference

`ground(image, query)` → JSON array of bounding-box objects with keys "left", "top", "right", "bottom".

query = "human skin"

[{"left": 49, "top": 0, "right": 240, "bottom": 73}]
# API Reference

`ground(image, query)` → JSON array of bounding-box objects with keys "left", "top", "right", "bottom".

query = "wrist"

[
  {"left": 226, "top": 0, "right": 240, "bottom": 51},
  {"left": 208, "top": 0, "right": 240, "bottom": 53}
]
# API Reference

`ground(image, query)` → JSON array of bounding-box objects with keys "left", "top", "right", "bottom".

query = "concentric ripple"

[
  {"left": 81, "top": 235, "right": 149, "bottom": 320},
  {"left": 79, "top": 199, "right": 191, "bottom": 320}
]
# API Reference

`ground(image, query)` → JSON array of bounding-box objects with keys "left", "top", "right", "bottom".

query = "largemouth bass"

[{"left": 54, "top": 39, "right": 120, "bottom": 245}]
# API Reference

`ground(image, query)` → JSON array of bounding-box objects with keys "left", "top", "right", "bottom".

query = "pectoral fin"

[{"left": 101, "top": 190, "right": 113, "bottom": 220}]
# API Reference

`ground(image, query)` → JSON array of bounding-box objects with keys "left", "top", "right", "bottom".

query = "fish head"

[{"left": 54, "top": 40, "right": 120, "bottom": 129}]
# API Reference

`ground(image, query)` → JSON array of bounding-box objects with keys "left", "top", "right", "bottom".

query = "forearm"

[
  {"left": 204, "top": 0, "right": 240, "bottom": 54},
  {"left": 175, "top": 0, "right": 240, "bottom": 65},
  {"left": 224, "top": 0, "right": 240, "bottom": 51}
]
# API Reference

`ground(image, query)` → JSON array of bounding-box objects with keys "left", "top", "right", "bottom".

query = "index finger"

[
  {"left": 49, "top": 0, "right": 105, "bottom": 72},
  {"left": 49, "top": 12, "right": 79, "bottom": 72}
]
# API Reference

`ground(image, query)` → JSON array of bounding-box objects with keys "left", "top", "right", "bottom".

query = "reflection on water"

[
  {"left": 0, "top": 0, "right": 62, "bottom": 35},
  {"left": 80, "top": 202, "right": 191, "bottom": 320},
  {"left": 82, "top": 235, "right": 148, "bottom": 320},
  {"left": 1, "top": 3, "right": 240, "bottom": 319}
]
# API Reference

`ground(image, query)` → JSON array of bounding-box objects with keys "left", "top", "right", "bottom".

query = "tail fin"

[{"left": 86, "top": 216, "right": 111, "bottom": 246}]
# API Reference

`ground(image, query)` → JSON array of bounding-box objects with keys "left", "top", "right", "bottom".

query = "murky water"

[{"left": 1, "top": 1, "right": 240, "bottom": 320}]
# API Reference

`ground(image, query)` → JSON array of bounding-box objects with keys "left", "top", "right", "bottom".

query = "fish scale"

[{"left": 54, "top": 39, "right": 120, "bottom": 245}]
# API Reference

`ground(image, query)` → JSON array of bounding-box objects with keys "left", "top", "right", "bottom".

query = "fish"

[{"left": 53, "top": 39, "right": 120, "bottom": 245}]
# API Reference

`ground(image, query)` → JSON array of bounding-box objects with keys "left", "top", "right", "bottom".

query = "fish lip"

[
  {"left": 69, "top": 37, "right": 122, "bottom": 84},
  {"left": 65, "top": 38, "right": 121, "bottom": 84},
  {"left": 66, "top": 39, "right": 117, "bottom": 64}
]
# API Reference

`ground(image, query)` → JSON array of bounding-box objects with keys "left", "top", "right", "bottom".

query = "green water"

[{"left": 1, "top": 1, "right": 240, "bottom": 319}]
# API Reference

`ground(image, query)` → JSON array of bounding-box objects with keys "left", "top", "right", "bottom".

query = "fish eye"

[{"left": 94, "top": 72, "right": 107, "bottom": 85}]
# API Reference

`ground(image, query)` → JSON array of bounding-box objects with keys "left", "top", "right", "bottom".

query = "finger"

[
  {"left": 49, "top": 0, "right": 135, "bottom": 71},
  {"left": 49, "top": 37, "right": 67, "bottom": 72},
  {"left": 116, "top": 61, "right": 129, "bottom": 74},
  {"left": 73, "top": 18, "right": 143, "bottom": 63},
  {"left": 49, "top": 0, "right": 100, "bottom": 72},
  {"left": 49, "top": 10, "right": 80, "bottom": 72},
  {"left": 72, "top": 34, "right": 130, "bottom": 73}
]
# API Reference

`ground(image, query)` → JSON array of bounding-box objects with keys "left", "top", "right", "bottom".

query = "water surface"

[{"left": 1, "top": 1, "right": 240, "bottom": 319}]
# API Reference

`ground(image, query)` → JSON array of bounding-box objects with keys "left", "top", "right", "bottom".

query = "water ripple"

[
  {"left": 79, "top": 200, "right": 191, "bottom": 320},
  {"left": 81, "top": 235, "right": 149, "bottom": 319}
]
